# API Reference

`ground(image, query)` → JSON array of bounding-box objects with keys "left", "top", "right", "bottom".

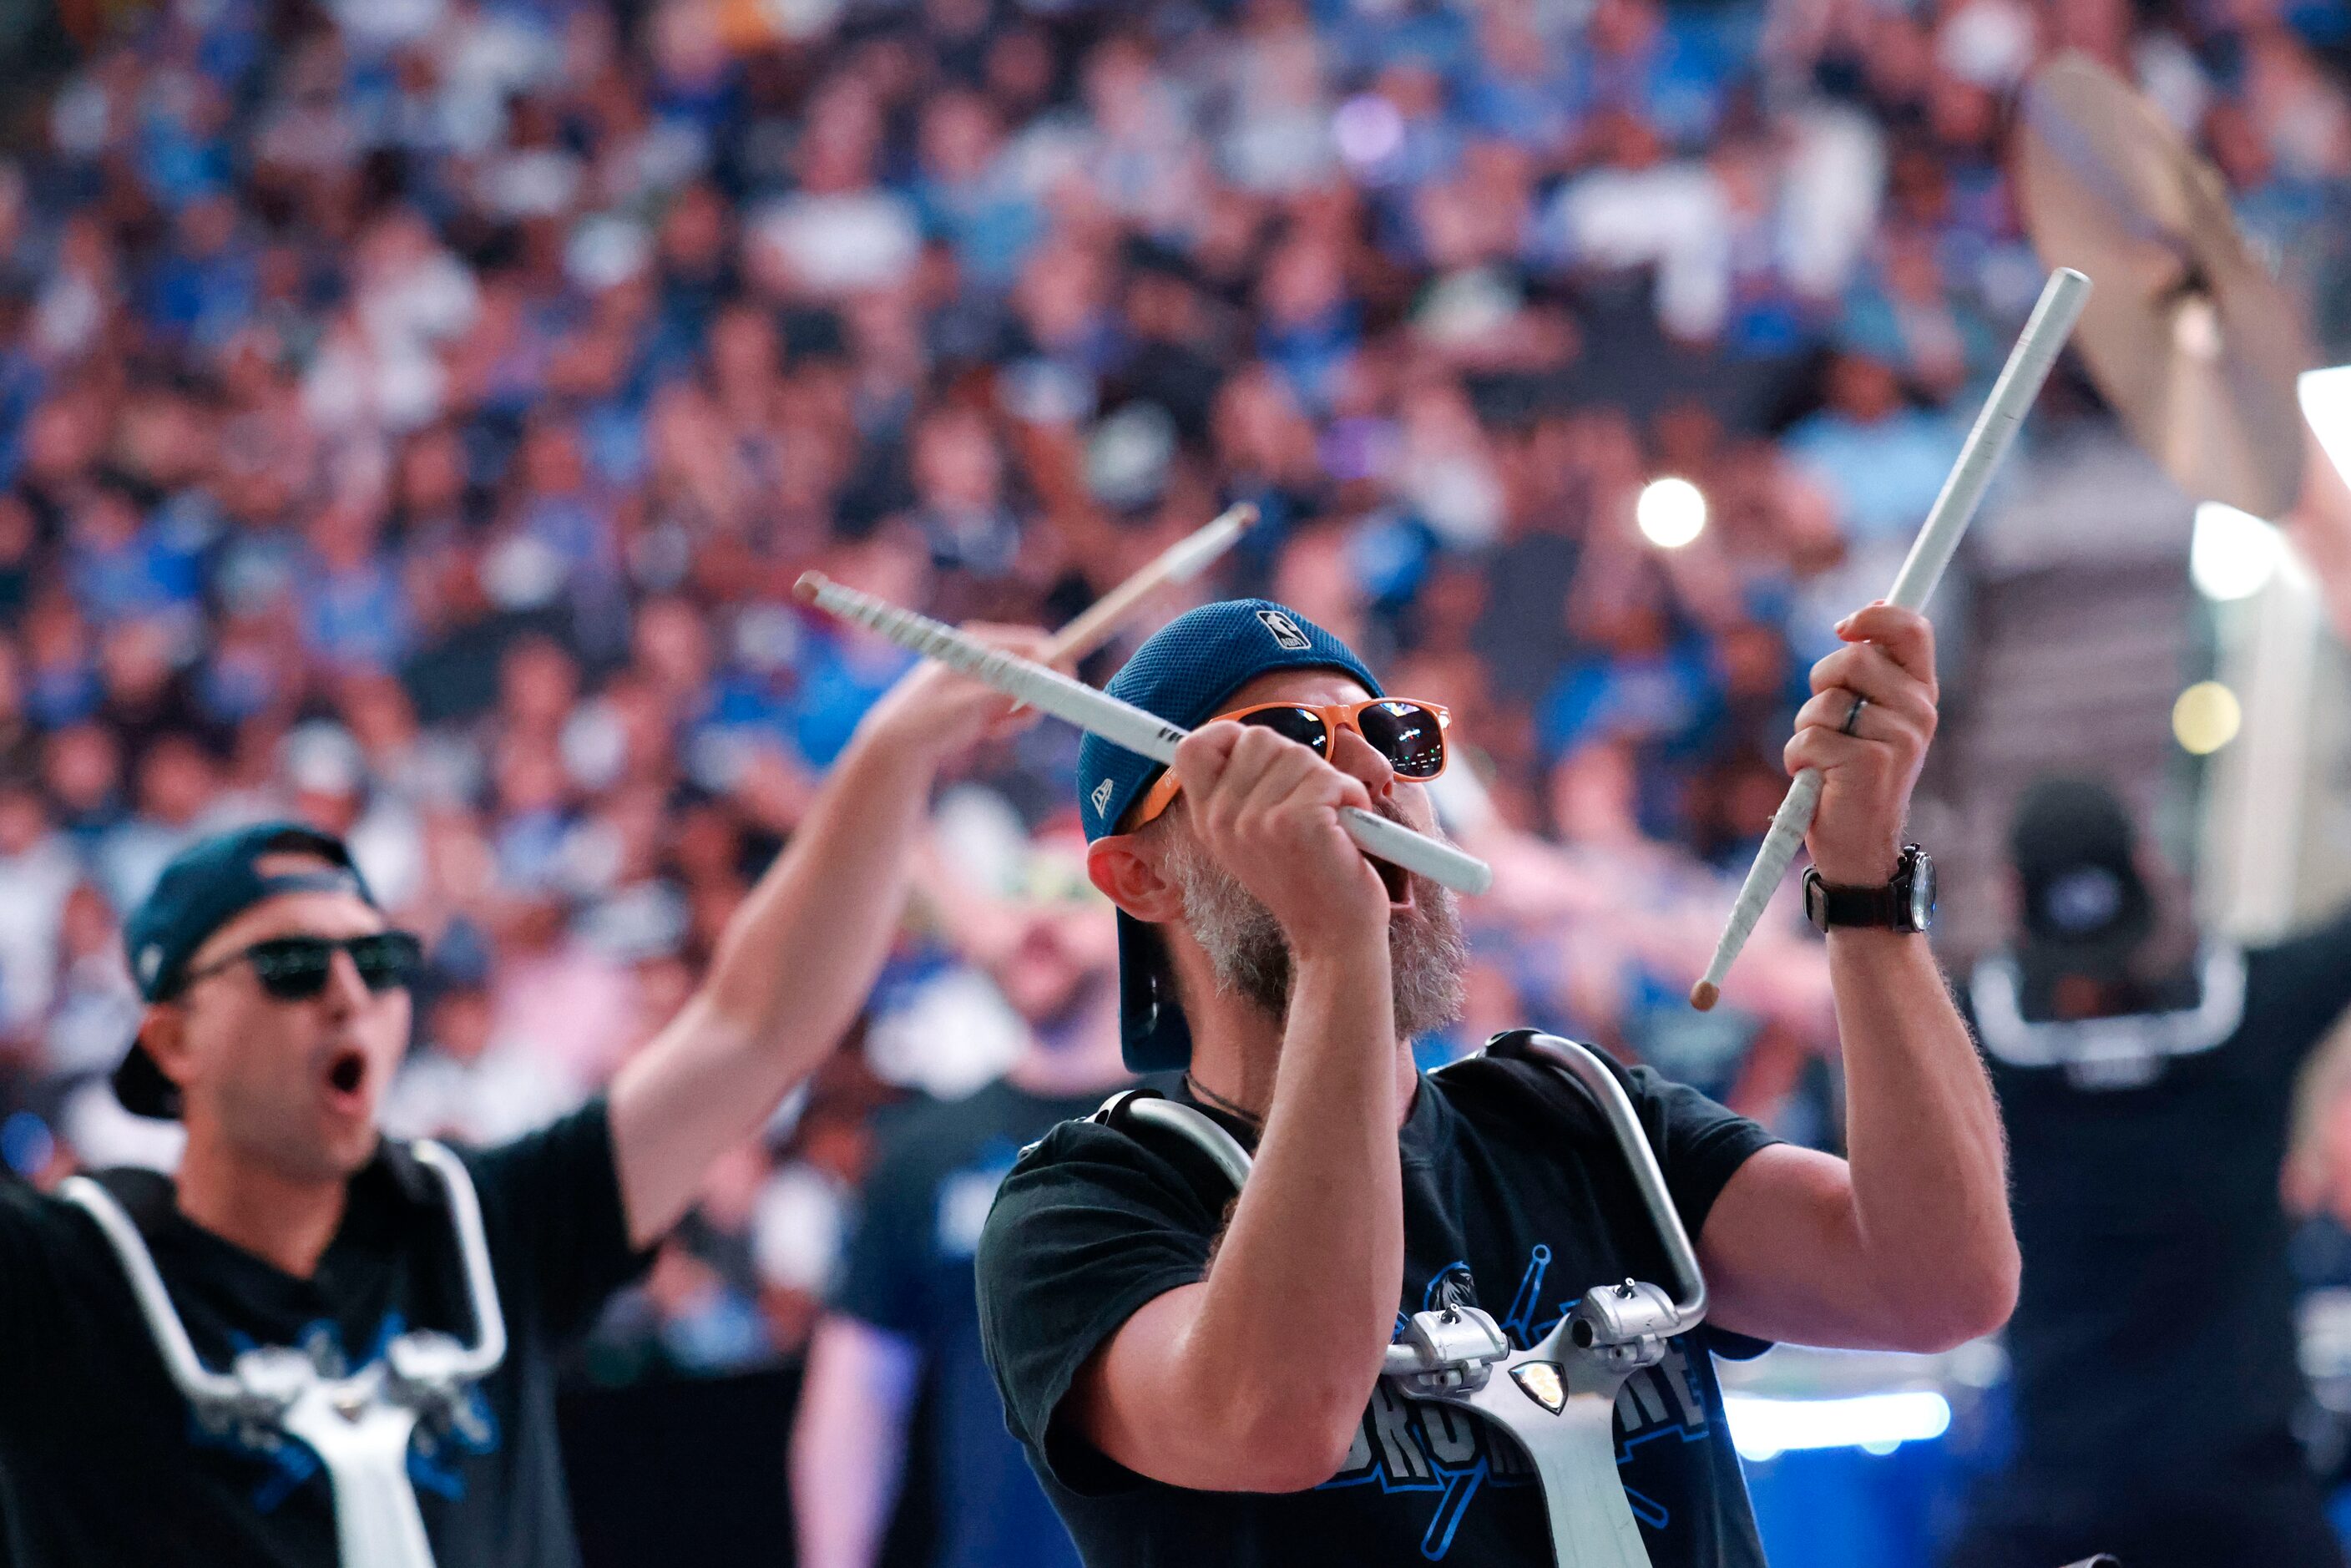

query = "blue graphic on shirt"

[
  {"left": 1314, "top": 1247, "right": 1713, "bottom": 1560},
  {"left": 185, "top": 1313, "right": 502, "bottom": 1512}
]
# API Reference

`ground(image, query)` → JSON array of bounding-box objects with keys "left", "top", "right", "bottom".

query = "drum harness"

[
  {"left": 1092, "top": 1030, "right": 1706, "bottom": 1568},
  {"left": 61, "top": 1140, "right": 505, "bottom": 1568}
]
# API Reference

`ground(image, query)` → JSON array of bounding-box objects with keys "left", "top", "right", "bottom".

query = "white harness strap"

[
  {"left": 1970, "top": 947, "right": 2247, "bottom": 1089},
  {"left": 62, "top": 1141, "right": 508, "bottom": 1568},
  {"left": 1097, "top": 1032, "right": 1706, "bottom": 1568}
]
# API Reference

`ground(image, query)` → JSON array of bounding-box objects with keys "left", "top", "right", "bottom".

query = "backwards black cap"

[
  {"left": 2007, "top": 776, "right": 2152, "bottom": 969},
  {"left": 114, "top": 820, "right": 377, "bottom": 1119}
]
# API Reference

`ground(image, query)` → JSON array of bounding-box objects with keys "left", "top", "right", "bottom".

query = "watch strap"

[
  {"left": 1806, "top": 846, "right": 1927, "bottom": 933},
  {"left": 1814, "top": 876, "right": 1907, "bottom": 928}
]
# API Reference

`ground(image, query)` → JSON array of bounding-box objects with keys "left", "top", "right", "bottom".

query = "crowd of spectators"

[{"left": 0, "top": 0, "right": 2344, "bottom": 1380}]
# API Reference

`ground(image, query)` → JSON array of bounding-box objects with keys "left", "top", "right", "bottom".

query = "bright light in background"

[
  {"left": 2190, "top": 502, "right": 2282, "bottom": 600},
  {"left": 1636, "top": 477, "right": 1707, "bottom": 548},
  {"left": 2172, "top": 680, "right": 2243, "bottom": 756},
  {"left": 1724, "top": 1391, "right": 1952, "bottom": 1463},
  {"left": 2301, "top": 366, "right": 2351, "bottom": 487}
]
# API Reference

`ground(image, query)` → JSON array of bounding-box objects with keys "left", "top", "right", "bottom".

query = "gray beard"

[{"left": 1161, "top": 823, "right": 1469, "bottom": 1041}]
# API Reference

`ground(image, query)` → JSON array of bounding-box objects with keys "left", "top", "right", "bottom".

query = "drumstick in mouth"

[{"left": 793, "top": 571, "right": 1495, "bottom": 898}]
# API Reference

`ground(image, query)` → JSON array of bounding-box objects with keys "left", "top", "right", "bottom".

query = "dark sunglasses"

[
  {"left": 178, "top": 931, "right": 425, "bottom": 1002},
  {"left": 1125, "top": 698, "right": 1452, "bottom": 830}
]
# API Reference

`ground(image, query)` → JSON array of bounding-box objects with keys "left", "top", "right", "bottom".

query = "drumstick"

[
  {"left": 794, "top": 572, "right": 1494, "bottom": 897},
  {"left": 1690, "top": 266, "right": 2091, "bottom": 1010},
  {"left": 1044, "top": 503, "right": 1256, "bottom": 663}
]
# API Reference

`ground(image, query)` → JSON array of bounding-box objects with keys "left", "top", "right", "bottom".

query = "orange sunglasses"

[{"left": 1122, "top": 698, "right": 1453, "bottom": 832}]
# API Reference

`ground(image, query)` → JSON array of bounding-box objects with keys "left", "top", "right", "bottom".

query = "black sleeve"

[
  {"left": 974, "top": 1120, "right": 1223, "bottom": 1495},
  {"left": 831, "top": 1125, "right": 929, "bottom": 1341},
  {"left": 463, "top": 1099, "right": 653, "bottom": 1344},
  {"left": 0, "top": 1177, "right": 32, "bottom": 1348},
  {"left": 1492, "top": 1051, "right": 1782, "bottom": 1245},
  {"left": 1620, "top": 1061, "right": 1783, "bottom": 1360},
  {"left": 1509, "top": 1052, "right": 1780, "bottom": 1359},
  {"left": 0, "top": 1178, "right": 73, "bottom": 1396},
  {"left": 2244, "top": 902, "right": 2351, "bottom": 1070},
  {"left": 1614, "top": 1060, "right": 1784, "bottom": 1242}
]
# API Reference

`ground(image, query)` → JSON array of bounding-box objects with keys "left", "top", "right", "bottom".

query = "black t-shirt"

[
  {"left": 975, "top": 1050, "right": 1779, "bottom": 1568},
  {"left": 1972, "top": 906, "right": 2351, "bottom": 1491},
  {"left": 0, "top": 1100, "right": 649, "bottom": 1567},
  {"left": 833, "top": 1078, "right": 1116, "bottom": 1568}
]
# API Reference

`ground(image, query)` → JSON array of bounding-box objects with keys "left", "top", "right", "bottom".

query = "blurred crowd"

[{"left": 0, "top": 0, "right": 2345, "bottom": 1379}]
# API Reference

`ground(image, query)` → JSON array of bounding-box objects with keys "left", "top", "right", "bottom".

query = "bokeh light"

[
  {"left": 1636, "top": 477, "right": 1708, "bottom": 549},
  {"left": 2190, "top": 503, "right": 2280, "bottom": 601},
  {"left": 2172, "top": 681, "right": 2243, "bottom": 755}
]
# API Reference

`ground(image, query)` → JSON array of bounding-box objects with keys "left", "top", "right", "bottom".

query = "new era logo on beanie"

[{"left": 1075, "top": 599, "right": 1383, "bottom": 1070}]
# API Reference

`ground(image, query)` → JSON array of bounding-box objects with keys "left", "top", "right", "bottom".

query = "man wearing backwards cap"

[
  {"left": 0, "top": 643, "right": 1042, "bottom": 1566},
  {"left": 978, "top": 598, "right": 2017, "bottom": 1567},
  {"left": 1949, "top": 776, "right": 2351, "bottom": 1568}
]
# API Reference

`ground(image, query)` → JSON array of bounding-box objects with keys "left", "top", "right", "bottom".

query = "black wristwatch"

[{"left": 1804, "top": 844, "right": 1935, "bottom": 934}]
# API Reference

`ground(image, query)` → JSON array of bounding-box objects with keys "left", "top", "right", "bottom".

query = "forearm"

[
  {"left": 1830, "top": 929, "right": 2017, "bottom": 1339},
  {"left": 1179, "top": 943, "right": 1403, "bottom": 1469},
  {"left": 610, "top": 721, "right": 942, "bottom": 1242},
  {"left": 704, "top": 723, "right": 944, "bottom": 1045},
  {"left": 791, "top": 1317, "right": 919, "bottom": 1568},
  {"left": 1722, "top": 600, "right": 2010, "bottom": 1348}
]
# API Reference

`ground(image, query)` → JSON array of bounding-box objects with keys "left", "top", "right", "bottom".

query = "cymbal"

[{"left": 2015, "top": 52, "right": 2310, "bottom": 518}]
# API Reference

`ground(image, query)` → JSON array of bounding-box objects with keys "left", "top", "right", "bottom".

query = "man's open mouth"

[
  {"left": 1375, "top": 857, "right": 1413, "bottom": 908},
  {"left": 325, "top": 1048, "right": 368, "bottom": 1100}
]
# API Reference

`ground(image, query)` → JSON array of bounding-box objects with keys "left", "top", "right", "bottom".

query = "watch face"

[{"left": 1908, "top": 850, "right": 1937, "bottom": 930}]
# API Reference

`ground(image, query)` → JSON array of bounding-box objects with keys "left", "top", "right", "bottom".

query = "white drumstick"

[
  {"left": 1044, "top": 502, "right": 1256, "bottom": 663},
  {"left": 794, "top": 572, "right": 1494, "bottom": 897},
  {"left": 1691, "top": 267, "right": 2091, "bottom": 1010}
]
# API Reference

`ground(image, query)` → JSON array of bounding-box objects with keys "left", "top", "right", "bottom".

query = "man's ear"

[
  {"left": 1087, "top": 833, "right": 1186, "bottom": 924},
  {"left": 138, "top": 1004, "right": 195, "bottom": 1093}
]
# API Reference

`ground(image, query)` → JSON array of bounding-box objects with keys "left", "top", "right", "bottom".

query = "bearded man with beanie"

[
  {"left": 976, "top": 598, "right": 2019, "bottom": 1567},
  {"left": 1949, "top": 776, "right": 2351, "bottom": 1568}
]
